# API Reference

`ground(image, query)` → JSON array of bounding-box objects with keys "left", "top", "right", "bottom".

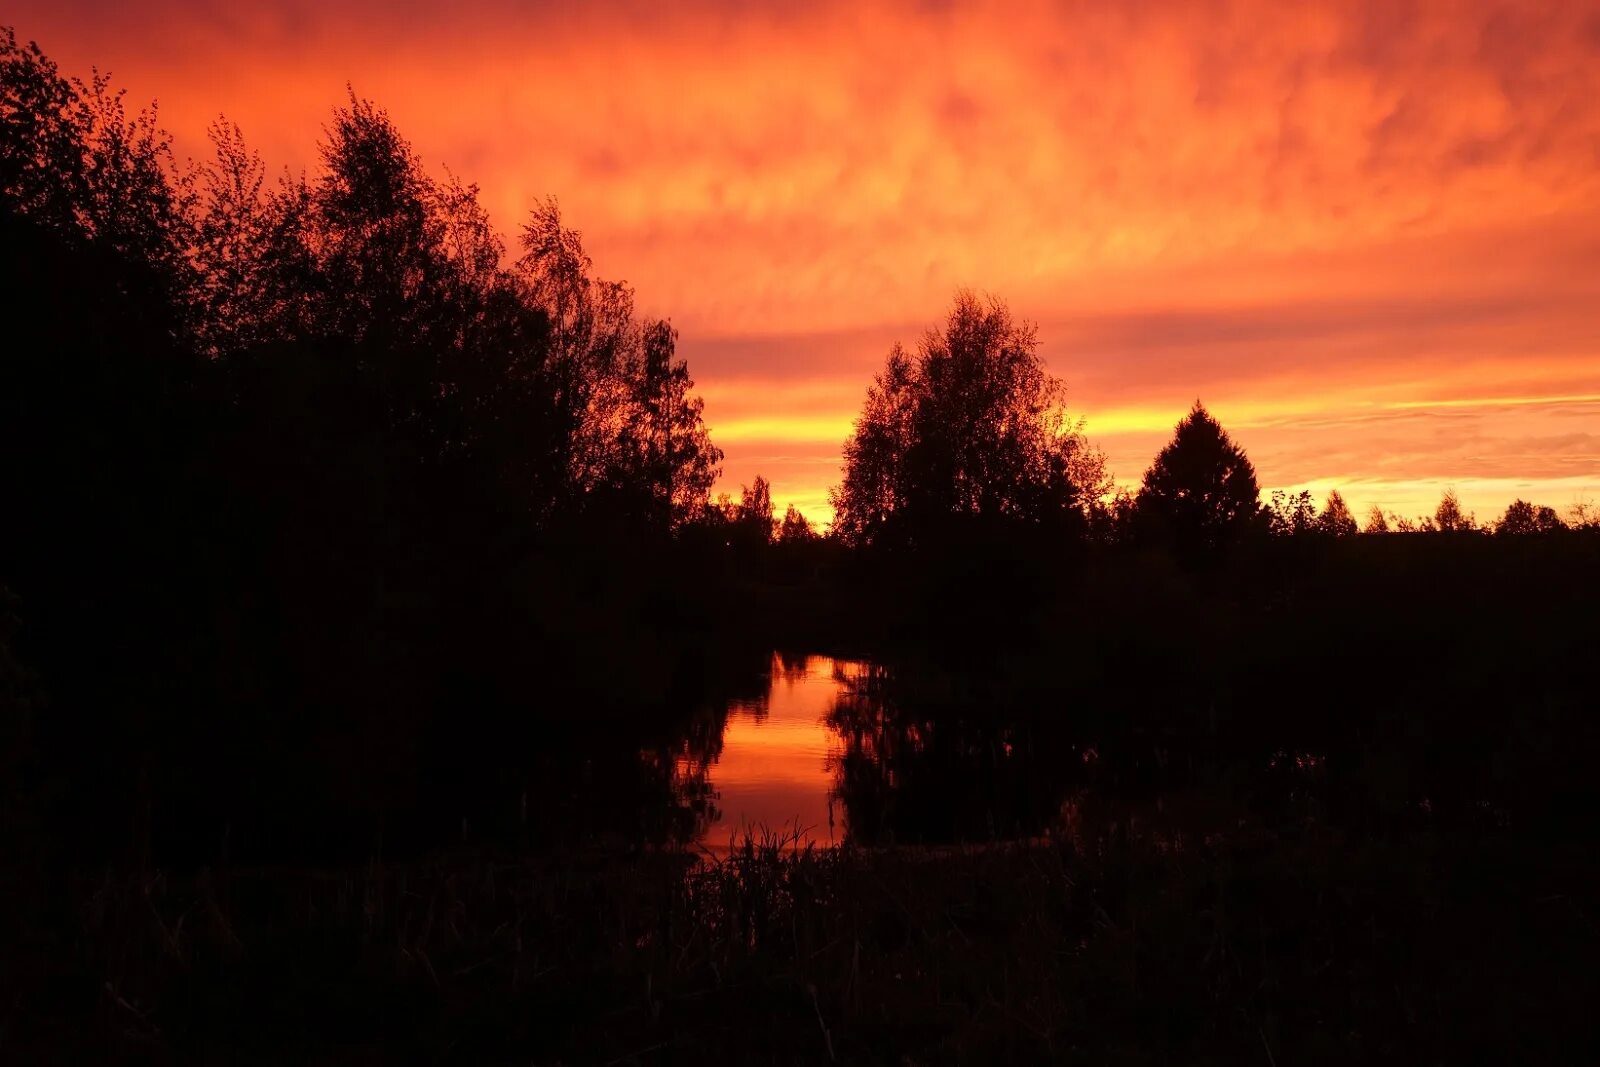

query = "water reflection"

[
  {"left": 828, "top": 663, "right": 1064, "bottom": 846},
  {"left": 674, "top": 652, "right": 1089, "bottom": 850},
  {"left": 665, "top": 650, "right": 1339, "bottom": 854},
  {"left": 683, "top": 654, "right": 858, "bottom": 850}
]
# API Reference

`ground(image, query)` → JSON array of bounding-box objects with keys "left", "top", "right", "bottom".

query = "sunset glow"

[
  {"left": 690, "top": 655, "right": 851, "bottom": 850},
  {"left": 16, "top": 0, "right": 1598, "bottom": 525}
]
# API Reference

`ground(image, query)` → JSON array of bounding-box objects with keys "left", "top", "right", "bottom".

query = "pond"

[
  {"left": 669, "top": 651, "right": 1094, "bottom": 851},
  {"left": 660, "top": 650, "right": 1335, "bottom": 854},
  {"left": 681, "top": 654, "right": 860, "bottom": 851}
]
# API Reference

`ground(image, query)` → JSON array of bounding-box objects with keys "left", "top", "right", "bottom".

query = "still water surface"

[
  {"left": 685, "top": 655, "right": 861, "bottom": 850},
  {"left": 666, "top": 650, "right": 1333, "bottom": 854}
]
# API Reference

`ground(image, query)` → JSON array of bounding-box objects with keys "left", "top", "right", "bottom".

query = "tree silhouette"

[
  {"left": 628, "top": 319, "right": 723, "bottom": 527},
  {"left": 0, "top": 30, "right": 88, "bottom": 231},
  {"left": 1319, "top": 490, "right": 1358, "bottom": 536},
  {"left": 1266, "top": 489, "right": 1317, "bottom": 537},
  {"left": 1496, "top": 499, "right": 1564, "bottom": 535},
  {"left": 1434, "top": 489, "right": 1475, "bottom": 533},
  {"left": 831, "top": 291, "right": 1099, "bottom": 546},
  {"left": 515, "top": 200, "right": 720, "bottom": 526},
  {"left": 1, "top": 35, "right": 740, "bottom": 863},
  {"left": 779, "top": 504, "right": 818, "bottom": 544},
  {"left": 1135, "top": 402, "right": 1261, "bottom": 555},
  {"left": 739, "top": 475, "right": 775, "bottom": 544}
]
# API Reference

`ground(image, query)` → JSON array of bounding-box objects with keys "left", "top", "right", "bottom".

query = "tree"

[
  {"left": 516, "top": 201, "right": 720, "bottom": 527},
  {"left": 1496, "top": 499, "right": 1564, "bottom": 535},
  {"left": 0, "top": 29, "right": 90, "bottom": 232},
  {"left": 831, "top": 291, "right": 1099, "bottom": 546},
  {"left": 737, "top": 475, "right": 775, "bottom": 545},
  {"left": 1136, "top": 402, "right": 1261, "bottom": 554},
  {"left": 1434, "top": 488, "right": 1476, "bottom": 533},
  {"left": 638, "top": 321, "right": 721, "bottom": 526},
  {"left": 76, "top": 69, "right": 197, "bottom": 288},
  {"left": 192, "top": 119, "right": 270, "bottom": 356},
  {"left": 831, "top": 345, "right": 914, "bottom": 543},
  {"left": 779, "top": 504, "right": 818, "bottom": 544},
  {"left": 1364, "top": 504, "right": 1390, "bottom": 534},
  {"left": 1319, "top": 490, "right": 1358, "bottom": 536},
  {"left": 1266, "top": 489, "right": 1317, "bottom": 537},
  {"left": 314, "top": 93, "right": 440, "bottom": 341},
  {"left": 2, "top": 34, "right": 220, "bottom": 867},
  {"left": 3, "top": 38, "right": 737, "bottom": 865}
]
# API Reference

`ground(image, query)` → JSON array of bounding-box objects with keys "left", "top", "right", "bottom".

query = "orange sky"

[{"left": 14, "top": 0, "right": 1599, "bottom": 526}]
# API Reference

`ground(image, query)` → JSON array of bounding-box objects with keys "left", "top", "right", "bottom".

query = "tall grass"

[{"left": 8, "top": 817, "right": 1595, "bottom": 1064}]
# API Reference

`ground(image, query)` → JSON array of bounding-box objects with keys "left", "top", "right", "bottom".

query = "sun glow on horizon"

[{"left": 12, "top": 0, "right": 1596, "bottom": 527}]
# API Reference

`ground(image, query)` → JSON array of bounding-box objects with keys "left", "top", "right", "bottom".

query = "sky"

[{"left": 13, "top": 0, "right": 1599, "bottom": 526}]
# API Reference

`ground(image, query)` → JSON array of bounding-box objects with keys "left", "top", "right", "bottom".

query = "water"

[
  {"left": 683, "top": 654, "right": 861, "bottom": 850},
  {"left": 669, "top": 651, "right": 1110, "bottom": 851},
  {"left": 659, "top": 649, "right": 1338, "bottom": 854}
]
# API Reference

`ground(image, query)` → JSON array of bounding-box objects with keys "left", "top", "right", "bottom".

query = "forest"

[{"left": 3, "top": 31, "right": 1598, "bottom": 1063}]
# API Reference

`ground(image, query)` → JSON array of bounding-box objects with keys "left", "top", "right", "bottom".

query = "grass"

[{"left": 7, "top": 814, "right": 1596, "bottom": 1065}]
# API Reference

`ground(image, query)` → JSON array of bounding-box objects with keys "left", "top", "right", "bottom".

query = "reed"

[{"left": 8, "top": 820, "right": 1593, "bottom": 1063}]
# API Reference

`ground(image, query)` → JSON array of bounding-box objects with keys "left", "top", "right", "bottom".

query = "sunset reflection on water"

[{"left": 690, "top": 655, "right": 862, "bottom": 851}]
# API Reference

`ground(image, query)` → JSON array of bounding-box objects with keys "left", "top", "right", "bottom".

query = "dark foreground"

[
  {"left": 8, "top": 824, "right": 1597, "bottom": 1064},
  {"left": 6, "top": 533, "right": 1600, "bottom": 1064}
]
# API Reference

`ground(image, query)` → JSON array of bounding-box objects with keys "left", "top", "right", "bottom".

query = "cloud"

[{"left": 10, "top": 0, "right": 1597, "bottom": 526}]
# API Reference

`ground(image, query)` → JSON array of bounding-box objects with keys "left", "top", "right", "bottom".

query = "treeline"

[
  {"left": 2, "top": 31, "right": 1596, "bottom": 866},
  {"left": 0, "top": 32, "right": 754, "bottom": 863},
  {"left": 827, "top": 291, "right": 1595, "bottom": 556}
]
